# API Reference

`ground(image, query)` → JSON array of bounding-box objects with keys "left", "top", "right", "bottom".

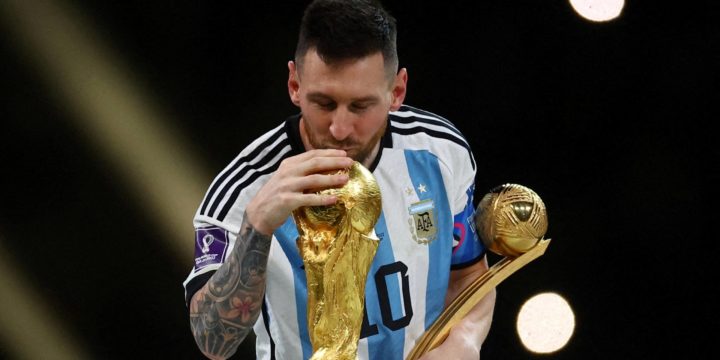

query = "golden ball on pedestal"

[{"left": 475, "top": 184, "right": 548, "bottom": 257}]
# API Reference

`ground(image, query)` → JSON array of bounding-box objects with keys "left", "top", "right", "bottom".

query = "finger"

[
  {"left": 278, "top": 151, "right": 352, "bottom": 177},
  {"left": 277, "top": 172, "right": 347, "bottom": 196},
  {"left": 273, "top": 191, "right": 338, "bottom": 211},
  {"left": 293, "top": 172, "right": 349, "bottom": 193},
  {"left": 294, "top": 148, "right": 348, "bottom": 162},
  {"left": 299, "top": 192, "right": 340, "bottom": 207},
  {"left": 298, "top": 156, "right": 354, "bottom": 175}
]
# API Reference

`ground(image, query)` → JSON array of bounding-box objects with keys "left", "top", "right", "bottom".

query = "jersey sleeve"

[
  {"left": 182, "top": 121, "right": 291, "bottom": 306},
  {"left": 182, "top": 220, "right": 238, "bottom": 306},
  {"left": 440, "top": 121, "right": 485, "bottom": 269},
  {"left": 451, "top": 183, "right": 486, "bottom": 269}
]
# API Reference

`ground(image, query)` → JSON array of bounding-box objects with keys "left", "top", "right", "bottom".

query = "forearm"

[
  {"left": 189, "top": 214, "right": 272, "bottom": 360},
  {"left": 445, "top": 287, "right": 496, "bottom": 352},
  {"left": 445, "top": 257, "right": 496, "bottom": 350}
]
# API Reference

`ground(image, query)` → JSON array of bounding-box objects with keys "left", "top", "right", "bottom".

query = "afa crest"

[{"left": 408, "top": 199, "right": 437, "bottom": 245}]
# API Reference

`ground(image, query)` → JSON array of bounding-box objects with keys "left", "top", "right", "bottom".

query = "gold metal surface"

[
  {"left": 293, "top": 162, "right": 382, "bottom": 360},
  {"left": 407, "top": 183, "right": 550, "bottom": 359},
  {"left": 477, "top": 183, "right": 548, "bottom": 257}
]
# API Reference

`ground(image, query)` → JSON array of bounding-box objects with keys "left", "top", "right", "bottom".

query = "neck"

[
  {"left": 298, "top": 116, "right": 313, "bottom": 151},
  {"left": 359, "top": 140, "right": 381, "bottom": 169}
]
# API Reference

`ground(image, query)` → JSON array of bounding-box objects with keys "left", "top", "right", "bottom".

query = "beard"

[{"left": 302, "top": 118, "right": 387, "bottom": 166}]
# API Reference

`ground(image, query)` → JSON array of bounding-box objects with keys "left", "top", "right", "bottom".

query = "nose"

[{"left": 328, "top": 108, "right": 353, "bottom": 141}]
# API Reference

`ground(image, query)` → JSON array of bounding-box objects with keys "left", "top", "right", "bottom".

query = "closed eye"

[
  {"left": 350, "top": 100, "right": 376, "bottom": 113},
  {"left": 307, "top": 93, "right": 337, "bottom": 111},
  {"left": 317, "top": 101, "right": 337, "bottom": 110}
]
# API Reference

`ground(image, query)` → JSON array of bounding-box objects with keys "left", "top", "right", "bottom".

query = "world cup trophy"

[
  {"left": 293, "top": 162, "right": 382, "bottom": 360},
  {"left": 407, "top": 183, "right": 551, "bottom": 359}
]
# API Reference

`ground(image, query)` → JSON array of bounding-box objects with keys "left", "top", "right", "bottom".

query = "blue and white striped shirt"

[{"left": 184, "top": 105, "right": 486, "bottom": 359}]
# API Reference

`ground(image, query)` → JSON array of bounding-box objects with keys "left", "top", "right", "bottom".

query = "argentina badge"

[{"left": 407, "top": 199, "right": 438, "bottom": 245}]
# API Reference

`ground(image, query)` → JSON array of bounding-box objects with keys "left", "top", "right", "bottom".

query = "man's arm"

[
  {"left": 187, "top": 149, "right": 353, "bottom": 359},
  {"left": 189, "top": 215, "right": 271, "bottom": 360},
  {"left": 418, "top": 256, "right": 496, "bottom": 360}
]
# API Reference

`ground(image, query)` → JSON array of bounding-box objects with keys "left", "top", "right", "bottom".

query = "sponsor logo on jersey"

[
  {"left": 194, "top": 227, "right": 229, "bottom": 270},
  {"left": 408, "top": 199, "right": 437, "bottom": 245}
]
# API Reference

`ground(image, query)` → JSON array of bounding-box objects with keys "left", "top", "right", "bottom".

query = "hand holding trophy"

[
  {"left": 293, "top": 162, "right": 382, "bottom": 360},
  {"left": 407, "top": 183, "right": 551, "bottom": 359}
]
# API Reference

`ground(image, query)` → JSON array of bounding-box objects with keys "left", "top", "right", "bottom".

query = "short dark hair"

[{"left": 295, "top": 0, "right": 398, "bottom": 77}]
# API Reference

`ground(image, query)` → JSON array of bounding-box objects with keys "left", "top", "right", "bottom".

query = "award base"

[{"left": 406, "top": 238, "right": 551, "bottom": 359}]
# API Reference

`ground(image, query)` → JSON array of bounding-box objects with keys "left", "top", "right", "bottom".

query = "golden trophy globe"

[
  {"left": 293, "top": 162, "right": 382, "bottom": 360},
  {"left": 407, "top": 183, "right": 551, "bottom": 359},
  {"left": 476, "top": 183, "right": 548, "bottom": 256}
]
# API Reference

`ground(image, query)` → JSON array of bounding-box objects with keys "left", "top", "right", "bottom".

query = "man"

[{"left": 184, "top": 0, "right": 495, "bottom": 359}]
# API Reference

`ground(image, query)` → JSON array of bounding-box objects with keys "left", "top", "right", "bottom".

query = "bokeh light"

[
  {"left": 516, "top": 292, "right": 575, "bottom": 354},
  {"left": 569, "top": 0, "right": 624, "bottom": 22}
]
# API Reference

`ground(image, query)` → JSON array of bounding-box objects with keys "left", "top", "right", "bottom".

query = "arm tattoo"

[{"left": 189, "top": 214, "right": 272, "bottom": 359}]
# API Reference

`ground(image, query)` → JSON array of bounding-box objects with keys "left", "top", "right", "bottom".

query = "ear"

[
  {"left": 389, "top": 68, "right": 408, "bottom": 111},
  {"left": 288, "top": 60, "right": 301, "bottom": 107}
]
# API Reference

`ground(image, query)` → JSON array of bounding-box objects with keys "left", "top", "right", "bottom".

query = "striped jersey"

[{"left": 183, "top": 104, "right": 486, "bottom": 359}]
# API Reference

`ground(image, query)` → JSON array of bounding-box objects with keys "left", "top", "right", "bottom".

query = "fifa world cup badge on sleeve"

[{"left": 193, "top": 227, "right": 230, "bottom": 270}]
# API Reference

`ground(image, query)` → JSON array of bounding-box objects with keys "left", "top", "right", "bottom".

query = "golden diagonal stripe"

[
  {"left": 0, "top": 236, "right": 91, "bottom": 360},
  {"left": 0, "top": 0, "right": 211, "bottom": 355},
  {"left": 1, "top": 0, "right": 210, "bottom": 262}
]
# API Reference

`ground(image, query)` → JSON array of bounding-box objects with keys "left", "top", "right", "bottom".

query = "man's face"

[{"left": 289, "top": 49, "right": 407, "bottom": 166}]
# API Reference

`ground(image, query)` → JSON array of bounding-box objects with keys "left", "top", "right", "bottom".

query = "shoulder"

[
  {"left": 214, "top": 120, "right": 293, "bottom": 189},
  {"left": 238, "top": 118, "right": 296, "bottom": 162},
  {"left": 388, "top": 105, "right": 476, "bottom": 171},
  {"left": 195, "top": 117, "right": 300, "bottom": 228}
]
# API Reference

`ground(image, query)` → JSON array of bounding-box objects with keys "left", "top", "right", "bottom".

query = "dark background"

[{"left": 1, "top": 0, "right": 717, "bottom": 359}]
